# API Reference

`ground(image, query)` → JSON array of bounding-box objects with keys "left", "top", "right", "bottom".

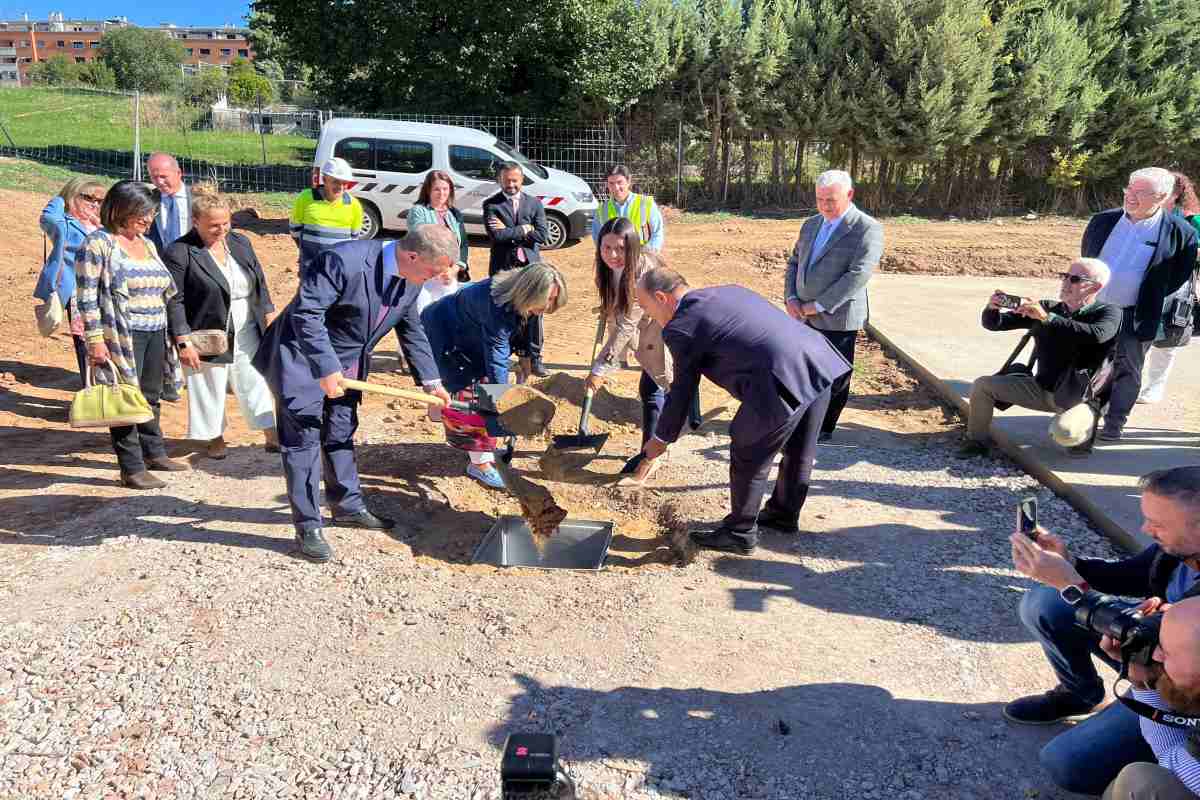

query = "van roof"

[{"left": 321, "top": 117, "right": 498, "bottom": 144}]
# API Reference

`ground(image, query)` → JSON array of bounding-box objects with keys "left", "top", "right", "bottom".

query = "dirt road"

[{"left": 0, "top": 185, "right": 1107, "bottom": 799}]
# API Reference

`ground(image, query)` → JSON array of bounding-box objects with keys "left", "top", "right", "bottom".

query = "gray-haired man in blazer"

[{"left": 785, "top": 170, "right": 884, "bottom": 440}]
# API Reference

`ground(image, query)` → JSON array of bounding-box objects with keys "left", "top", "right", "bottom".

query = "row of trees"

[
  {"left": 27, "top": 27, "right": 278, "bottom": 109},
  {"left": 254, "top": 0, "right": 1200, "bottom": 213}
]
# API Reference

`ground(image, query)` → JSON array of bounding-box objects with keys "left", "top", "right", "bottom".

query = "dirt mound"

[{"left": 530, "top": 372, "right": 642, "bottom": 437}]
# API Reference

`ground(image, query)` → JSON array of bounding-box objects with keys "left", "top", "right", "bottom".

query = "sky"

[{"left": 0, "top": 2, "right": 251, "bottom": 27}]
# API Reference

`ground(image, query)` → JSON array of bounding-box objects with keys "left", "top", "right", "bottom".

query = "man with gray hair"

[
  {"left": 785, "top": 169, "right": 884, "bottom": 441},
  {"left": 1081, "top": 167, "right": 1197, "bottom": 441},
  {"left": 961, "top": 257, "right": 1122, "bottom": 458},
  {"left": 253, "top": 224, "right": 456, "bottom": 562}
]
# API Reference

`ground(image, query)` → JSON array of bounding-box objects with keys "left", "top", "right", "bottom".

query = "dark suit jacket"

[
  {"left": 1081, "top": 208, "right": 1198, "bottom": 340},
  {"left": 251, "top": 239, "right": 438, "bottom": 412},
  {"left": 655, "top": 285, "right": 851, "bottom": 444},
  {"left": 163, "top": 230, "right": 274, "bottom": 365},
  {"left": 483, "top": 190, "right": 547, "bottom": 276},
  {"left": 147, "top": 183, "right": 192, "bottom": 255}
]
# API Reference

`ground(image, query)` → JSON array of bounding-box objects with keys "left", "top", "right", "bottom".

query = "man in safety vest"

[
  {"left": 290, "top": 157, "right": 365, "bottom": 275},
  {"left": 591, "top": 164, "right": 665, "bottom": 251}
]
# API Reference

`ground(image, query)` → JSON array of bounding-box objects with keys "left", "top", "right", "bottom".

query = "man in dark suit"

[
  {"left": 637, "top": 270, "right": 851, "bottom": 555},
  {"left": 147, "top": 152, "right": 192, "bottom": 402},
  {"left": 252, "top": 225, "right": 457, "bottom": 562},
  {"left": 1080, "top": 166, "right": 1197, "bottom": 441},
  {"left": 785, "top": 169, "right": 884, "bottom": 441},
  {"left": 484, "top": 161, "right": 550, "bottom": 377}
]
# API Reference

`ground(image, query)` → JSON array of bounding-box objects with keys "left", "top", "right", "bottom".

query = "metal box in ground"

[{"left": 472, "top": 515, "right": 613, "bottom": 570}]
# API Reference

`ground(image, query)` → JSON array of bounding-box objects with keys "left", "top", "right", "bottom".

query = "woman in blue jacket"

[
  {"left": 35, "top": 178, "right": 107, "bottom": 385},
  {"left": 420, "top": 262, "right": 567, "bottom": 488}
]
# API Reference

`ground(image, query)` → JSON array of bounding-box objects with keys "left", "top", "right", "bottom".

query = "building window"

[
  {"left": 220, "top": 48, "right": 231, "bottom": 56},
  {"left": 56, "top": 40, "right": 65, "bottom": 47},
  {"left": 19, "top": 40, "right": 29, "bottom": 47},
  {"left": 72, "top": 41, "right": 83, "bottom": 49},
  {"left": 199, "top": 48, "right": 210, "bottom": 55},
  {"left": 185, "top": 48, "right": 193, "bottom": 56},
  {"left": 238, "top": 49, "right": 248, "bottom": 57},
  {"left": 75, "top": 57, "right": 86, "bottom": 64}
]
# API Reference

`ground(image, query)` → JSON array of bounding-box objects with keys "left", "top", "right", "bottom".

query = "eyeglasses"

[
  {"left": 80, "top": 194, "right": 104, "bottom": 204},
  {"left": 1058, "top": 272, "right": 1096, "bottom": 285}
]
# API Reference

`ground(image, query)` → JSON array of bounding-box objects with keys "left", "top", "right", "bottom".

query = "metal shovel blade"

[{"left": 550, "top": 387, "right": 608, "bottom": 452}]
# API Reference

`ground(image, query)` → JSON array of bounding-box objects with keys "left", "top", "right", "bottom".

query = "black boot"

[{"left": 296, "top": 529, "right": 333, "bottom": 562}]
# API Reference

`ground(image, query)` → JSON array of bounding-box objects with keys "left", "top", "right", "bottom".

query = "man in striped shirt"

[{"left": 1099, "top": 597, "right": 1200, "bottom": 799}]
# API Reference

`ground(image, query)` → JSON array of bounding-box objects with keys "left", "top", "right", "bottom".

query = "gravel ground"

[{"left": 0, "top": 400, "right": 1123, "bottom": 800}]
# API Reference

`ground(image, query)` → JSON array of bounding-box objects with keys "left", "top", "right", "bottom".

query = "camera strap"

[{"left": 1114, "top": 677, "right": 1200, "bottom": 730}]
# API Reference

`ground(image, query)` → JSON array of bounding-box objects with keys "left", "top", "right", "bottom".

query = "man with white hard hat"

[{"left": 289, "top": 157, "right": 365, "bottom": 275}]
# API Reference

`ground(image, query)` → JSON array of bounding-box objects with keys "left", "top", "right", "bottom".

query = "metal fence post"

[
  {"left": 132, "top": 91, "right": 141, "bottom": 181},
  {"left": 513, "top": 115, "right": 521, "bottom": 153},
  {"left": 676, "top": 118, "right": 683, "bottom": 207}
]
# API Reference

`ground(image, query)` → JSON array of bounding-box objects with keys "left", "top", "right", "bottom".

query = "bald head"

[
  {"left": 1154, "top": 597, "right": 1200, "bottom": 709},
  {"left": 147, "top": 153, "right": 183, "bottom": 195}
]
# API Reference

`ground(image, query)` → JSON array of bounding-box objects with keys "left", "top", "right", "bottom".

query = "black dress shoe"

[
  {"left": 690, "top": 527, "right": 757, "bottom": 555},
  {"left": 530, "top": 359, "right": 550, "bottom": 378},
  {"left": 757, "top": 507, "right": 799, "bottom": 534},
  {"left": 332, "top": 509, "right": 395, "bottom": 530},
  {"left": 296, "top": 529, "right": 333, "bottom": 562}
]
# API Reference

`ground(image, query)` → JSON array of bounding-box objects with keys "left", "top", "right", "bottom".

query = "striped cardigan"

[{"left": 75, "top": 230, "right": 185, "bottom": 389}]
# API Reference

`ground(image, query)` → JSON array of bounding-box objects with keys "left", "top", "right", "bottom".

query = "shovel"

[
  {"left": 341, "top": 378, "right": 471, "bottom": 411},
  {"left": 551, "top": 315, "right": 610, "bottom": 453}
]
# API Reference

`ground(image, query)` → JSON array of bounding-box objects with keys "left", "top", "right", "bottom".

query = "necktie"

[
  {"left": 512, "top": 196, "right": 526, "bottom": 263},
  {"left": 163, "top": 194, "right": 179, "bottom": 244}
]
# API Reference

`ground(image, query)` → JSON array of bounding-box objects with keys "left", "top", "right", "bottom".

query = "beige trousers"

[
  {"left": 1102, "top": 762, "right": 1196, "bottom": 800},
  {"left": 967, "top": 373, "right": 1060, "bottom": 442}
]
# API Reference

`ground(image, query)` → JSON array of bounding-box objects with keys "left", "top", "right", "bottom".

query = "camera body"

[
  {"left": 995, "top": 292, "right": 1024, "bottom": 310},
  {"left": 501, "top": 734, "right": 562, "bottom": 799},
  {"left": 1072, "top": 592, "right": 1162, "bottom": 666}
]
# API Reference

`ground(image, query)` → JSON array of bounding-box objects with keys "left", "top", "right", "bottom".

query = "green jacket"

[{"left": 407, "top": 203, "right": 470, "bottom": 268}]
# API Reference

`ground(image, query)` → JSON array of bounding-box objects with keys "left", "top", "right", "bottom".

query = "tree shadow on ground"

[
  {"left": 486, "top": 676, "right": 1065, "bottom": 800},
  {"left": 0, "top": 358, "right": 78, "bottom": 422}
]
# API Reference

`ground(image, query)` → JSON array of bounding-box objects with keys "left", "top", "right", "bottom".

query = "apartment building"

[{"left": 0, "top": 13, "right": 254, "bottom": 86}]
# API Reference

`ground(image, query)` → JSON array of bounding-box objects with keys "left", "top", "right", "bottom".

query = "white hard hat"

[
  {"left": 1049, "top": 403, "right": 1096, "bottom": 448},
  {"left": 320, "top": 157, "right": 355, "bottom": 182}
]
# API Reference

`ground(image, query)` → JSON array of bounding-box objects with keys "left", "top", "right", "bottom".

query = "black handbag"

[{"left": 1153, "top": 288, "right": 1195, "bottom": 349}]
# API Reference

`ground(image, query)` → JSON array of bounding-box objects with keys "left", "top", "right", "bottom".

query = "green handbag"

[{"left": 69, "top": 363, "right": 154, "bottom": 429}]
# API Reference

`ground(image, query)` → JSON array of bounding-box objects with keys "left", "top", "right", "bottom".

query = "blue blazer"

[
  {"left": 420, "top": 279, "right": 522, "bottom": 393},
  {"left": 34, "top": 197, "right": 91, "bottom": 305},
  {"left": 655, "top": 285, "right": 851, "bottom": 444},
  {"left": 252, "top": 239, "right": 438, "bottom": 412}
]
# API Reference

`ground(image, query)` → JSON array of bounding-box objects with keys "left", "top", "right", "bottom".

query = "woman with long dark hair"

[
  {"left": 585, "top": 217, "right": 701, "bottom": 476},
  {"left": 76, "top": 180, "right": 190, "bottom": 489}
]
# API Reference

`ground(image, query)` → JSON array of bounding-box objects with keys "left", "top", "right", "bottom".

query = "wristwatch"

[{"left": 1060, "top": 582, "right": 1091, "bottom": 604}]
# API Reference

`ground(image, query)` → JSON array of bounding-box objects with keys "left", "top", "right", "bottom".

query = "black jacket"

[
  {"left": 1076, "top": 544, "right": 1191, "bottom": 601},
  {"left": 483, "top": 190, "right": 547, "bottom": 276},
  {"left": 1081, "top": 209, "right": 1198, "bottom": 340},
  {"left": 983, "top": 301, "right": 1121, "bottom": 397},
  {"left": 164, "top": 229, "right": 275, "bottom": 365}
]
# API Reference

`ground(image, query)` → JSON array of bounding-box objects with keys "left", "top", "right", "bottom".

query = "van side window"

[
  {"left": 449, "top": 145, "right": 498, "bottom": 181},
  {"left": 377, "top": 140, "right": 433, "bottom": 174},
  {"left": 334, "top": 138, "right": 373, "bottom": 171}
]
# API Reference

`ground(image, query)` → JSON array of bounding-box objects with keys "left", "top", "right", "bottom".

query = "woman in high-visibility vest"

[
  {"left": 591, "top": 164, "right": 665, "bottom": 250},
  {"left": 289, "top": 157, "right": 364, "bottom": 275}
]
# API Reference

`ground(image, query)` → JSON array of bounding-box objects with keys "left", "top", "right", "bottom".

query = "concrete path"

[{"left": 867, "top": 274, "right": 1200, "bottom": 550}]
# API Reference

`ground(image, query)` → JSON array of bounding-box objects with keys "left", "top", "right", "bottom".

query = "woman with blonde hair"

[
  {"left": 36, "top": 177, "right": 107, "bottom": 385},
  {"left": 163, "top": 183, "right": 279, "bottom": 458},
  {"left": 419, "top": 262, "right": 568, "bottom": 488}
]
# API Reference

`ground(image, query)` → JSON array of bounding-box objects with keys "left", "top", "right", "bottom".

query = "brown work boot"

[
  {"left": 146, "top": 456, "right": 189, "bottom": 472},
  {"left": 121, "top": 470, "right": 166, "bottom": 490},
  {"left": 206, "top": 437, "right": 227, "bottom": 460}
]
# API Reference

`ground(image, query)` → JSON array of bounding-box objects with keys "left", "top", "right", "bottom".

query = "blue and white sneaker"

[{"left": 467, "top": 463, "right": 506, "bottom": 490}]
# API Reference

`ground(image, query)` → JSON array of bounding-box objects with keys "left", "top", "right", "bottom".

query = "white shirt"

[
  {"left": 417, "top": 278, "right": 459, "bottom": 315},
  {"left": 1097, "top": 210, "right": 1161, "bottom": 307}
]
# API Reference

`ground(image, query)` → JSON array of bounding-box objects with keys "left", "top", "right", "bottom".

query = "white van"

[{"left": 312, "top": 118, "right": 598, "bottom": 249}]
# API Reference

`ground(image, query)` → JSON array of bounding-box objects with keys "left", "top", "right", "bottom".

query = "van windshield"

[{"left": 493, "top": 140, "right": 549, "bottom": 180}]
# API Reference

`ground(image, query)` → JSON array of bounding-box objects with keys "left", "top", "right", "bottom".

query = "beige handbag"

[{"left": 189, "top": 327, "right": 231, "bottom": 357}]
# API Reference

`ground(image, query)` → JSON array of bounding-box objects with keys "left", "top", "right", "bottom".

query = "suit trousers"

[
  {"left": 1101, "top": 763, "right": 1196, "bottom": 800},
  {"left": 811, "top": 327, "right": 857, "bottom": 434},
  {"left": 110, "top": 328, "right": 168, "bottom": 474},
  {"left": 526, "top": 313, "right": 543, "bottom": 360},
  {"left": 275, "top": 391, "right": 365, "bottom": 533},
  {"left": 1104, "top": 307, "right": 1151, "bottom": 432},
  {"left": 639, "top": 371, "right": 703, "bottom": 445},
  {"left": 725, "top": 386, "right": 831, "bottom": 532}
]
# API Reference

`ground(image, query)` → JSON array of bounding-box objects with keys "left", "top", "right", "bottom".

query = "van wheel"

[
  {"left": 544, "top": 212, "right": 568, "bottom": 250},
  {"left": 358, "top": 202, "right": 382, "bottom": 240}
]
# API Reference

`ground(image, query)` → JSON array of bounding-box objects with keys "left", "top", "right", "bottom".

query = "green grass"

[{"left": 1, "top": 87, "right": 315, "bottom": 166}]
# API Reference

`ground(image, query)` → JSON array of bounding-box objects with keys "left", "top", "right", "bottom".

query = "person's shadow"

[{"left": 487, "top": 675, "right": 1066, "bottom": 799}]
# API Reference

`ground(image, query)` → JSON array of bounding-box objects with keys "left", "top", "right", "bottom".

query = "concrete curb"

[{"left": 864, "top": 321, "right": 1142, "bottom": 553}]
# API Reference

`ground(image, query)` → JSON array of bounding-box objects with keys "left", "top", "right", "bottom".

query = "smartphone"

[
  {"left": 996, "top": 292, "right": 1023, "bottom": 310},
  {"left": 1018, "top": 497, "right": 1038, "bottom": 540}
]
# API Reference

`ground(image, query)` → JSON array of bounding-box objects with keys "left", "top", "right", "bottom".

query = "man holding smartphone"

[
  {"left": 959, "top": 257, "right": 1121, "bottom": 458},
  {"left": 1005, "top": 466, "right": 1200, "bottom": 796}
]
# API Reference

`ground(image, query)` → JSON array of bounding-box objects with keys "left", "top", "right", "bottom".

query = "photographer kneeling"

[
  {"left": 960, "top": 258, "right": 1121, "bottom": 458},
  {"left": 1008, "top": 466, "right": 1200, "bottom": 795}
]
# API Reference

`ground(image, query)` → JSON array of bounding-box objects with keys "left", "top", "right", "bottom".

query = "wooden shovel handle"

[{"left": 340, "top": 378, "right": 464, "bottom": 410}]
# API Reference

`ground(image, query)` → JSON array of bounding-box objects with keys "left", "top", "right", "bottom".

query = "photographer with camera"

[
  {"left": 960, "top": 257, "right": 1121, "bottom": 458},
  {"left": 1007, "top": 466, "right": 1200, "bottom": 795}
]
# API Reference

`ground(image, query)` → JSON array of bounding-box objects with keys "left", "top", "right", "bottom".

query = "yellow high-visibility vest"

[{"left": 597, "top": 193, "right": 655, "bottom": 245}]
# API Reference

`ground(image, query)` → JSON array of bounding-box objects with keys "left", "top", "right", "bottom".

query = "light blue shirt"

[
  {"left": 801, "top": 205, "right": 855, "bottom": 311},
  {"left": 591, "top": 193, "right": 665, "bottom": 251},
  {"left": 1097, "top": 210, "right": 1161, "bottom": 307}
]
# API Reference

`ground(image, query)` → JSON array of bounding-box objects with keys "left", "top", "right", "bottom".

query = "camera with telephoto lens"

[{"left": 1072, "top": 592, "right": 1163, "bottom": 666}]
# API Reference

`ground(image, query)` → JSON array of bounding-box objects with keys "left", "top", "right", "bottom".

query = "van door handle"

[{"left": 352, "top": 171, "right": 377, "bottom": 178}]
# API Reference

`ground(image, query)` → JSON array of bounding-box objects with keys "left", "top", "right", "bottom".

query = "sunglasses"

[{"left": 1058, "top": 272, "right": 1096, "bottom": 285}]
